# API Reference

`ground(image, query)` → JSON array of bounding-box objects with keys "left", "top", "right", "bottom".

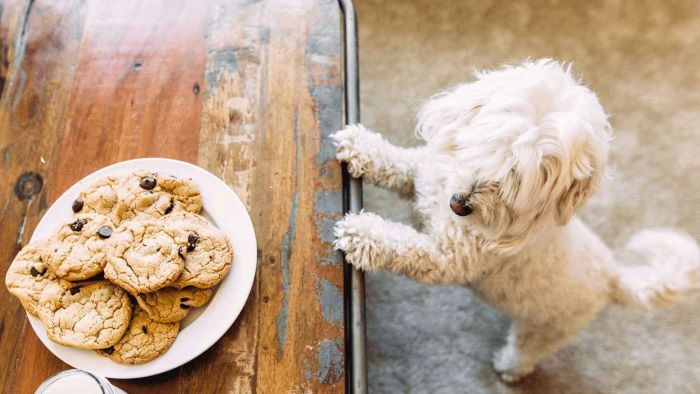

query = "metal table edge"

[{"left": 338, "top": 1, "right": 367, "bottom": 393}]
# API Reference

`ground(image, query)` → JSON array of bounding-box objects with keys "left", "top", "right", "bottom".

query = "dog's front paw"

[
  {"left": 492, "top": 345, "right": 534, "bottom": 384},
  {"left": 329, "top": 124, "right": 372, "bottom": 178},
  {"left": 333, "top": 212, "right": 387, "bottom": 271}
]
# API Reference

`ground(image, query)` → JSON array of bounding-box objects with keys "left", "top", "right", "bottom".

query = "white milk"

[
  {"left": 41, "top": 373, "right": 103, "bottom": 394},
  {"left": 36, "top": 369, "right": 126, "bottom": 394}
]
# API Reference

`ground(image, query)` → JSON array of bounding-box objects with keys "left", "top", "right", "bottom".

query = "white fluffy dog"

[{"left": 331, "top": 59, "right": 700, "bottom": 382}]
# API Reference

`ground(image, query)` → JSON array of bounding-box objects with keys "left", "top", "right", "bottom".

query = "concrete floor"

[{"left": 354, "top": 0, "right": 700, "bottom": 392}]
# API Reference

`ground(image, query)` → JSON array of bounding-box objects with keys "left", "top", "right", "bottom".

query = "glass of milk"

[{"left": 35, "top": 369, "right": 126, "bottom": 394}]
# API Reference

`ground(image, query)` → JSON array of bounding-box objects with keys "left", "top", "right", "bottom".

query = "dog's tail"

[{"left": 609, "top": 228, "right": 700, "bottom": 309}]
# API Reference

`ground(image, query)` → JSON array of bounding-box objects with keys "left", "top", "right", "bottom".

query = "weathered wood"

[
  {"left": 185, "top": 0, "right": 265, "bottom": 392},
  {"left": 0, "top": 2, "right": 88, "bottom": 392},
  {"left": 0, "top": 0, "right": 344, "bottom": 393},
  {"left": 253, "top": 1, "right": 345, "bottom": 392},
  {"left": 49, "top": 0, "right": 209, "bottom": 198}
]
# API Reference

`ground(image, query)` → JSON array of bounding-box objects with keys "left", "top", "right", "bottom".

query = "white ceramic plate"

[{"left": 27, "top": 158, "right": 257, "bottom": 379}]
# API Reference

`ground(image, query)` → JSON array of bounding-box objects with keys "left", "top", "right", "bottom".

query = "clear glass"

[{"left": 35, "top": 369, "right": 124, "bottom": 394}]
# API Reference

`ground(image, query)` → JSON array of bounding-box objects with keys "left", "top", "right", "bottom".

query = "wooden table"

[{"left": 0, "top": 0, "right": 347, "bottom": 392}]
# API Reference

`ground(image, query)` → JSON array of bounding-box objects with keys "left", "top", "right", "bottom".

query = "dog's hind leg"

[
  {"left": 331, "top": 124, "right": 424, "bottom": 195},
  {"left": 492, "top": 318, "right": 590, "bottom": 383}
]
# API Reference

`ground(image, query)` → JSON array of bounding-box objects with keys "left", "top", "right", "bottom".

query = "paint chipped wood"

[{"left": 0, "top": 0, "right": 345, "bottom": 392}]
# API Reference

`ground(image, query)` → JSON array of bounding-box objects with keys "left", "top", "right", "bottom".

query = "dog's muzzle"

[{"left": 450, "top": 193, "right": 473, "bottom": 216}]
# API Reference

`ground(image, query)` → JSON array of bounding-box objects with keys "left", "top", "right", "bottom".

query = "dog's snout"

[{"left": 450, "top": 193, "right": 474, "bottom": 216}]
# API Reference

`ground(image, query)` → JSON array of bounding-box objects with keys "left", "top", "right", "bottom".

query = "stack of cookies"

[{"left": 5, "top": 172, "right": 234, "bottom": 364}]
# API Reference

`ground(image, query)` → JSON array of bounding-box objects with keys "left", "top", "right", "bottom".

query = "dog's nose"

[{"left": 450, "top": 193, "right": 473, "bottom": 216}]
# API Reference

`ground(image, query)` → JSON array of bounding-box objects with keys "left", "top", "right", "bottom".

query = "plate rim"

[{"left": 26, "top": 157, "right": 257, "bottom": 379}]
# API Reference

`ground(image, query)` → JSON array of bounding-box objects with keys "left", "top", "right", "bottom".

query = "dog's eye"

[{"left": 450, "top": 193, "right": 474, "bottom": 216}]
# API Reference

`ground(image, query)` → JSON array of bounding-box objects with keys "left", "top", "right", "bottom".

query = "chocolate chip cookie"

[
  {"left": 74, "top": 172, "right": 202, "bottom": 224},
  {"left": 104, "top": 219, "right": 188, "bottom": 294},
  {"left": 136, "top": 286, "right": 213, "bottom": 323},
  {"left": 5, "top": 241, "right": 72, "bottom": 316},
  {"left": 162, "top": 213, "right": 233, "bottom": 289},
  {"left": 98, "top": 308, "right": 179, "bottom": 364},
  {"left": 37, "top": 281, "right": 132, "bottom": 349},
  {"left": 116, "top": 172, "right": 202, "bottom": 222},
  {"left": 72, "top": 175, "right": 123, "bottom": 219},
  {"left": 44, "top": 213, "right": 116, "bottom": 281}
]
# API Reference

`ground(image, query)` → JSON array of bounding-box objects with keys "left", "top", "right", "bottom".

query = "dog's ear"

[
  {"left": 554, "top": 136, "right": 606, "bottom": 224},
  {"left": 555, "top": 176, "right": 595, "bottom": 225}
]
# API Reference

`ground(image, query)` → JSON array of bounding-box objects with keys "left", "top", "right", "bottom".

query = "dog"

[{"left": 331, "top": 59, "right": 700, "bottom": 382}]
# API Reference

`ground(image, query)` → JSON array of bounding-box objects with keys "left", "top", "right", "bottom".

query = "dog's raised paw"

[
  {"left": 330, "top": 124, "right": 373, "bottom": 178},
  {"left": 333, "top": 212, "right": 387, "bottom": 271}
]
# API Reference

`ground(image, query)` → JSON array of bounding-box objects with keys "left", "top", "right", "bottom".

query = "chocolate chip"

[
  {"left": 69, "top": 287, "right": 80, "bottom": 295},
  {"left": 69, "top": 218, "right": 87, "bottom": 232},
  {"left": 187, "top": 233, "right": 199, "bottom": 251},
  {"left": 178, "top": 246, "right": 186, "bottom": 259},
  {"left": 188, "top": 233, "right": 199, "bottom": 245},
  {"left": 180, "top": 297, "right": 190, "bottom": 302},
  {"left": 139, "top": 176, "right": 157, "bottom": 190},
  {"left": 72, "top": 198, "right": 84, "bottom": 213},
  {"left": 102, "top": 346, "right": 115, "bottom": 355},
  {"left": 180, "top": 303, "right": 191, "bottom": 309},
  {"left": 164, "top": 198, "right": 174, "bottom": 214},
  {"left": 30, "top": 266, "right": 43, "bottom": 277},
  {"left": 97, "top": 225, "right": 113, "bottom": 239},
  {"left": 142, "top": 325, "right": 148, "bottom": 334}
]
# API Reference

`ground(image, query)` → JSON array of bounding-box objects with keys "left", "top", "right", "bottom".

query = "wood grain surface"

[{"left": 0, "top": 0, "right": 345, "bottom": 392}]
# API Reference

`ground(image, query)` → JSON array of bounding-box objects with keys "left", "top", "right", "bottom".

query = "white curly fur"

[{"left": 331, "top": 59, "right": 700, "bottom": 383}]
